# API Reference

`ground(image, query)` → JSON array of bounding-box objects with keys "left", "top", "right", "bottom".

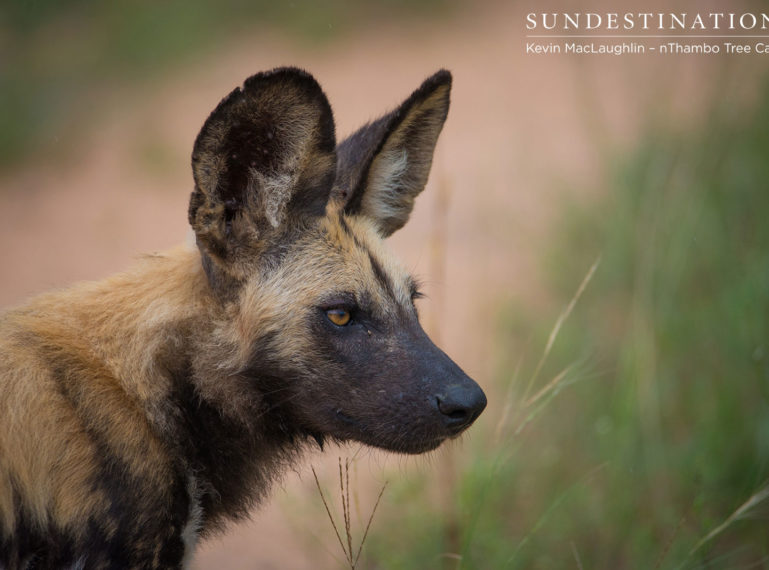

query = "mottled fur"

[{"left": 0, "top": 68, "right": 485, "bottom": 568}]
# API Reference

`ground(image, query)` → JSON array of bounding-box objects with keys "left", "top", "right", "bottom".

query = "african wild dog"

[{"left": 0, "top": 67, "right": 486, "bottom": 568}]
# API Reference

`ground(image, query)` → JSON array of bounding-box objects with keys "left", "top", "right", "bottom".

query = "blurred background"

[{"left": 2, "top": 0, "right": 768, "bottom": 568}]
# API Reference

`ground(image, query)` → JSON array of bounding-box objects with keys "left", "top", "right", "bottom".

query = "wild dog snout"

[
  {"left": 421, "top": 341, "right": 487, "bottom": 436},
  {"left": 436, "top": 380, "right": 487, "bottom": 434}
]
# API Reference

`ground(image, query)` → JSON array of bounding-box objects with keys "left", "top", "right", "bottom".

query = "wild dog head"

[{"left": 188, "top": 67, "right": 486, "bottom": 454}]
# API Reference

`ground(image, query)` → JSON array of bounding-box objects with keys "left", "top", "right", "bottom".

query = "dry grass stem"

[
  {"left": 494, "top": 356, "right": 523, "bottom": 444},
  {"left": 570, "top": 541, "right": 584, "bottom": 570},
  {"left": 341, "top": 458, "right": 354, "bottom": 564},
  {"left": 353, "top": 480, "right": 388, "bottom": 567},
  {"left": 689, "top": 482, "right": 769, "bottom": 556},
  {"left": 523, "top": 255, "right": 601, "bottom": 401},
  {"left": 515, "top": 364, "right": 577, "bottom": 437},
  {"left": 312, "top": 466, "right": 349, "bottom": 565},
  {"left": 524, "top": 363, "right": 575, "bottom": 409},
  {"left": 313, "top": 458, "right": 389, "bottom": 569},
  {"left": 654, "top": 515, "right": 685, "bottom": 569}
]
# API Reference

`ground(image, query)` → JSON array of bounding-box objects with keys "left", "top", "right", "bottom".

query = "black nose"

[{"left": 436, "top": 382, "right": 487, "bottom": 434}]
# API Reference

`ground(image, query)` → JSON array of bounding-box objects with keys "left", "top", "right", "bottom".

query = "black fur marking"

[
  {"left": 240, "top": 332, "right": 336, "bottom": 446},
  {"left": 169, "top": 363, "right": 259, "bottom": 526},
  {"left": 80, "top": 455, "right": 189, "bottom": 569},
  {"left": 337, "top": 211, "right": 353, "bottom": 238},
  {"left": 335, "top": 213, "right": 397, "bottom": 302},
  {"left": 311, "top": 432, "right": 325, "bottom": 451},
  {"left": 187, "top": 188, "right": 204, "bottom": 231},
  {"left": 167, "top": 356, "right": 307, "bottom": 532},
  {"left": 218, "top": 113, "right": 281, "bottom": 206},
  {"left": 5, "top": 345, "right": 191, "bottom": 568},
  {"left": 338, "top": 216, "right": 387, "bottom": 302},
  {"left": 0, "top": 483, "right": 77, "bottom": 569},
  {"left": 1, "top": 522, "right": 75, "bottom": 567},
  {"left": 199, "top": 246, "right": 242, "bottom": 302},
  {"left": 326, "top": 215, "right": 400, "bottom": 309},
  {"left": 367, "top": 249, "right": 395, "bottom": 302}
]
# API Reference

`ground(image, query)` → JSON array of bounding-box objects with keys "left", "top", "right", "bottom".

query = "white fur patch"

[
  {"left": 248, "top": 168, "right": 297, "bottom": 229},
  {"left": 181, "top": 473, "right": 204, "bottom": 568},
  {"left": 184, "top": 228, "right": 197, "bottom": 248},
  {"left": 364, "top": 148, "right": 410, "bottom": 221}
]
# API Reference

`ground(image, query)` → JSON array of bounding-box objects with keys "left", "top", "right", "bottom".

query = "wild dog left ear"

[
  {"left": 335, "top": 70, "right": 451, "bottom": 237},
  {"left": 189, "top": 67, "right": 337, "bottom": 281}
]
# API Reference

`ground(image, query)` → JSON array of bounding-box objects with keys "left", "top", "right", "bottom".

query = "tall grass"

[{"left": 362, "top": 80, "right": 769, "bottom": 569}]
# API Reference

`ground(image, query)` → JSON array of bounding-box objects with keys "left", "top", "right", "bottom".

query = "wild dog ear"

[
  {"left": 189, "top": 67, "right": 336, "bottom": 279},
  {"left": 335, "top": 70, "right": 451, "bottom": 237}
]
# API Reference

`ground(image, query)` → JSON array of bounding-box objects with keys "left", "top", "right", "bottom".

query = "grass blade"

[
  {"left": 312, "top": 466, "right": 350, "bottom": 564},
  {"left": 354, "top": 481, "right": 388, "bottom": 567},
  {"left": 523, "top": 256, "right": 601, "bottom": 401},
  {"left": 689, "top": 482, "right": 769, "bottom": 556}
]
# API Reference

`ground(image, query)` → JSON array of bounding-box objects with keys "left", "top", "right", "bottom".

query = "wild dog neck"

[{"left": 48, "top": 247, "right": 317, "bottom": 528}]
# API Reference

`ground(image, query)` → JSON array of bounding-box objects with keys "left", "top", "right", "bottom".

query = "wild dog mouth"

[{"left": 333, "top": 408, "right": 453, "bottom": 454}]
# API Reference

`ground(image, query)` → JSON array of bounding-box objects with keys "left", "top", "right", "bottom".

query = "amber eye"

[{"left": 326, "top": 308, "right": 352, "bottom": 326}]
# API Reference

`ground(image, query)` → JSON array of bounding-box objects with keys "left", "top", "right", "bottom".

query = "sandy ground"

[{"left": 1, "top": 1, "right": 765, "bottom": 567}]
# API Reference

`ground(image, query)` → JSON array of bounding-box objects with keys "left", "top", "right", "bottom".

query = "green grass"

[
  {"left": 0, "top": 0, "right": 456, "bottom": 172},
  {"left": 362, "top": 80, "right": 769, "bottom": 569}
]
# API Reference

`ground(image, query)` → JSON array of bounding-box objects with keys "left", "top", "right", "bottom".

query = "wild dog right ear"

[
  {"left": 189, "top": 68, "right": 336, "bottom": 281},
  {"left": 335, "top": 70, "right": 451, "bottom": 237}
]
